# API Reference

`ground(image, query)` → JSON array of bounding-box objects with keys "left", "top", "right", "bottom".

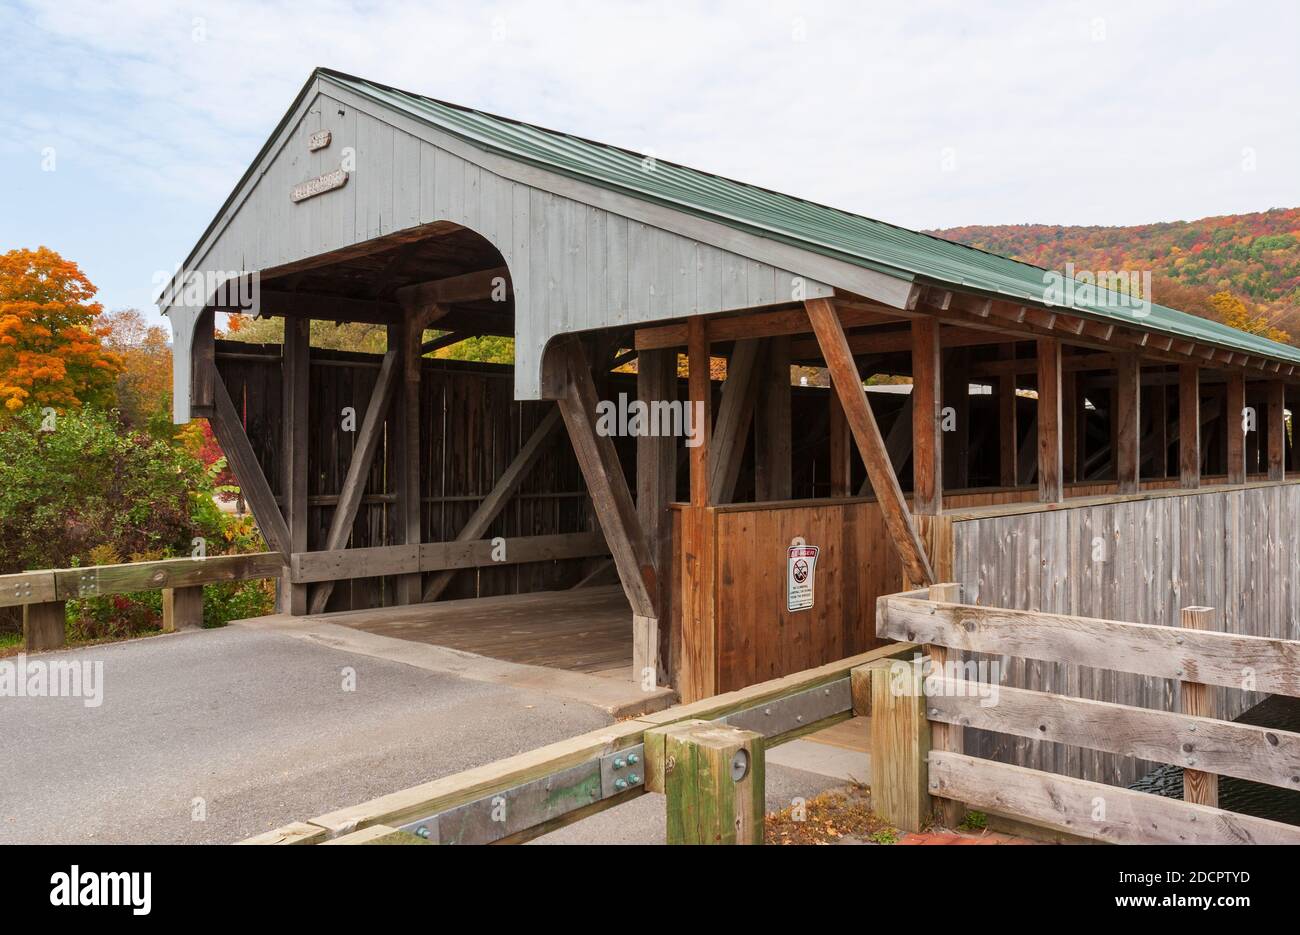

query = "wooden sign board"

[
  {"left": 291, "top": 168, "right": 348, "bottom": 203},
  {"left": 308, "top": 129, "right": 332, "bottom": 151}
]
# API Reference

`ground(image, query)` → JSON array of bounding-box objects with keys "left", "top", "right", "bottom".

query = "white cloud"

[{"left": 1, "top": 0, "right": 1297, "bottom": 319}]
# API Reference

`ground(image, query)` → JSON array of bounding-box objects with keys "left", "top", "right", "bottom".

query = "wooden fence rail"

[
  {"left": 871, "top": 585, "right": 1300, "bottom": 845},
  {"left": 239, "top": 638, "right": 920, "bottom": 845},
  {"left": 1, "top": 552, "right": 283, "bottom": 652}
]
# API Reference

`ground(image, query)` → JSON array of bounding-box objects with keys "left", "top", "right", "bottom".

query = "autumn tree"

[
  {"left": 1208, "top": 290, "right": 1291, "bottom": 344},
  {"left": 102, "top": 308, "right": 173, "bottom": 431},
  {"left": 0, "top": 247, "right": 122, "bottom": 414}
]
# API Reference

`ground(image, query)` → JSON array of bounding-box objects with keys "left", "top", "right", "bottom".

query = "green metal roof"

[{"left": 320, "top": 68, "right": 1300, "bottom": 366}]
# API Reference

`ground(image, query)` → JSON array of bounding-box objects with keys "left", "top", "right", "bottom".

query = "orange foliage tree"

[{"left": 0, "top": 247, "right": 122, "bottom": 413}]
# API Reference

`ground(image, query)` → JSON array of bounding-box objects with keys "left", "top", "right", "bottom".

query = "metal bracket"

[
  {"left": 398, "top": 744, "right": 646, "bottom": 845},
  {"left": 599, "top": 744, "right": 646, "bottom": 797},
  {"left": 719, "top": 677, "right": 852, "bottom": 739}
]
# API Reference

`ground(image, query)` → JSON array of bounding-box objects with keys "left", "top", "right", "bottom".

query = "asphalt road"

[{"left": 0, "top": 626, "right": 613, "bottom": 844}]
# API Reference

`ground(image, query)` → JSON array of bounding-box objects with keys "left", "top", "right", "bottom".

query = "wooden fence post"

[
  {"left": 660, "top": 721, "right": 765, "bottom": 844},
  {"left": 924, "top": 582, "right": 966, "bottom": 828},
  {"left": 1179, "top": 606, "right": 1218, "bottom": 807},
  {"left": 23, "top": 600, "right": 66, "bottom": 652},
  {"left": 869, "top": 655, "right": 931, "bottom": 832},
  {"left": 162, "top": 586, "right": 205, "bottom": 632}
]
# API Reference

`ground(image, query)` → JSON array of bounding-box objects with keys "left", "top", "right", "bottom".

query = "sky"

[{"left": 1, "top": 0, "right": 1297, "bottom": 331}]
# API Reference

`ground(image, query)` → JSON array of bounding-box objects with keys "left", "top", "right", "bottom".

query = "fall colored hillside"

[{"left": 930, "top": 206, "right": 1300, "bottom": 345}]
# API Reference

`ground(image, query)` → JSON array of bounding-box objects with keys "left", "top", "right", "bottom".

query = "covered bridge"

[{"left": 164, "top": 71, "right": 1300, "bottom": 775}]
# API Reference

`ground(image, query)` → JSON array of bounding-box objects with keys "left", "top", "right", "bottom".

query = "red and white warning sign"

[{"left": 786, "top": 537, "right": 819, "bottom": 612}]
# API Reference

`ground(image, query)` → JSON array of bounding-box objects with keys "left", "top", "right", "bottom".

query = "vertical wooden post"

[
  {"left": 912, "top": 319, "right": 942, "bottom": 514},
  {"left": 1179, "top": 364, "right": 1201, "bottom": 489},
  {"left": 998, "top": 346, "right": 1017, "bottom": 488},
  {"left": 162, "top": 586, "right": 205, "bottom": 632},
  {"left": 869, "top": 656, "right": 930, "bottom": 832},
  {"left": 828, "top": 382, "right": 851, "bottom": 496},
  {"left": 280, "top": 316, "right": 310, "bottom": 614},
  {"left": 1179, "top": 606, "right": 1218, "bottom": 807},
  {"left": 637, "top": 347, "right": 677, "bottom": 685},
  {"left": 1152, "top": 381, "right": 1169, "bottom": 478},
  {"left": 662, "top": 722, "right": 765, "bottom": 845},
  {"left": 754, "top": 336, "right": 792, "bottom": 501},
  {"left": 1267, "top": 379, "right": 1286, "bottom": 481},
  {"left": 687, "top": 316, "right": 712, "bottom": 508},
  {"left": 23, "top": 601, "right": 66, "bottom": 652},
  {"left": 1062, "top": 371, "right": 1078, "bottom": 484},
  {"left": 924, "top": 582, "right": 964, "bottom": 828},
  {"left": 1226, "top": 371, "right": 1246, "bottom": 485},
  {"left": 1115, "top": 353, "right": 1141, "bottom": 494},
  {"left": 942, "top": 348, "right": 970, "bottom": 490},
  {"left": 392, "top": 311, "right": 427, "bottom": 605},
  {"left": 1036, "top": 338, "right": 1063, "bottom": 503}
]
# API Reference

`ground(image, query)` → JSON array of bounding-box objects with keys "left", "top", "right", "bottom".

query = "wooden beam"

[
  {"left": 911, "top": 319, "right": 942, "bottom": 515},
  {"left": 880, "top": 594, "right": 1300, "bottom": 695},
  {"left": 1036, "top": 339, "right": 1064, "bottom": 503},
  {"left": 1267, "top": 379, "right": 1286, "bottom": 481},
  {"left": 394, "top": 266, "right": 510, "bottom": 312},
  {"left": 1180, "top": 364, "right": 1201, "bottom": 488},
  {"left": 292, "top": 532, "right": 608, "bottom": 583},
  {"left": 1115, "top": 353, "right": 1140, "bottom": 494},
  {"left": 942, "top": 348, "right": 970, "bottom": 489},
  {"left": 419, "top": 331, "right": 466, "bottom": 355},
  {"left": 23, "top": 601, "right": 65, "bottom": 652},
  {"left": 259, "top": 290, "right": 400, "bottom": 325},
  {"left": 709, "top": 339, "right": 761, "bottom": 503},
  {"left": 998, "top": 346, "right": 1017, "bottom": 487},
  {"left": 1226, "top": 371, "right": 1246, "bottom": 484},
  {"left": 635, "top": 304, "right": 900, "bottom": 350},
  {"left": 688, "top": 317, "right": 712, "bottom": 507},
  {"left": 805, "top": 298, "right": 933, "bottom": 585},
  {"left": 869, "top": 659, "right": 931, "bottom": 832},
  {"left": 1180, "top": 606, "right": 1218, "bottom": 807},
  {"left": 754, "top": 337, "right": 792, "bottom": 500},
  {"left": 421, "top": 406, "right": 565, "bottom": 603},
  {"left": 930, "top": 752, "right": 1300, "bottom": 845},
  {"left": 211, "top": 373, "right": 292, "bottom": 558},
  {"left": 637, "top": 348, "right": 677, "bottom": 683},
  {"left": 660, "top": 722, "right": 765, "bottom": 844},
  {"left": 556, "top": 340, "right": 658, "bottom": 620},
  {"left": 308, "top": 349, "right": 401, "bottom": 613},
  {"left": 280, "top": 316, "right": 310, "bottom": 614},
  {"left": 828, "top": 384, "right": 851, "bottom": 497}
]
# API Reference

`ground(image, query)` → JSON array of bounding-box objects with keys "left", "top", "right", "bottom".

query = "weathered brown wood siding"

[
  {"left": 949, "top": 481, "right": 1300, "bottom": 787},
  {"left": 215, "top": 341, "right": 609, "bottom": 611}
]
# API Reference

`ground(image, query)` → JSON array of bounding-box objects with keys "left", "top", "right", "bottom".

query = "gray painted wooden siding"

[
  {"left": 166, "top": 89, "right": 831, "bottom": 420},
  {"left": 950, "top": 483, "right": 1300, "bottom": 787}
]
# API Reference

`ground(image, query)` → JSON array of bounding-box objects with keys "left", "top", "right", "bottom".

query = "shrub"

[{"left": 0, "top": 406, "right": 272, "bottom": 640}]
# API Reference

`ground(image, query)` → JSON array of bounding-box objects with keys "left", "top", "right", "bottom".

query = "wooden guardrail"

[
  {"left": 871, "top": 585, "right": 1300, "bottom": 844},
  {"left": 240, "top": 636, "right": 921, "bottom": 845},
  {"left": 0, "top": 552, "right": 284, "bottom": 652}
]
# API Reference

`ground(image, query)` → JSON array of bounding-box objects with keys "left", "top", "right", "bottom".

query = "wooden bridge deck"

[{"left": 320, "top": 585, "right": 634, "bottom": 677}]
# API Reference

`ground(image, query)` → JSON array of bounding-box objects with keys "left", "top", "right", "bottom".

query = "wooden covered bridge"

[{"left": 162, "top": 71, "right": 1299, "bottom": 794}]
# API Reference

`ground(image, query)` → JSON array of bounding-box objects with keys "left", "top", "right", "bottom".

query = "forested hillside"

[{"left": 931, "top": 207, "right": 1300, "bottom": 343}]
